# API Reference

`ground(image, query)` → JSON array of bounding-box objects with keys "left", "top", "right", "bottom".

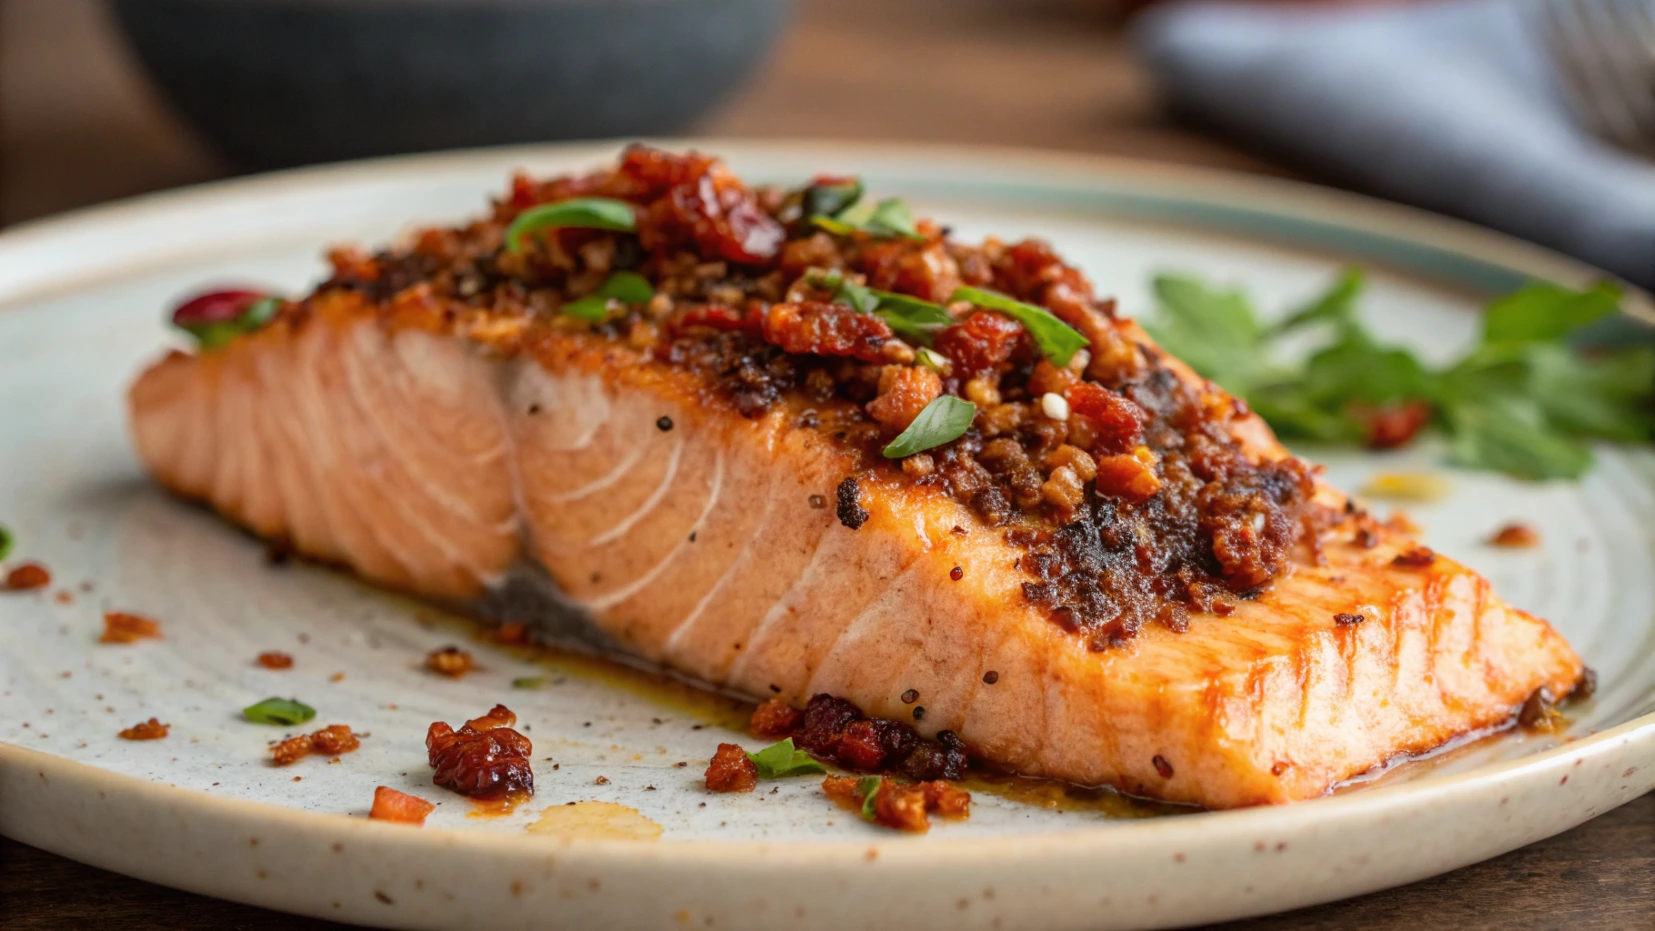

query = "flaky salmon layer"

[{"left": 129, "top": 291, "right": 1582, "bottom": 808}]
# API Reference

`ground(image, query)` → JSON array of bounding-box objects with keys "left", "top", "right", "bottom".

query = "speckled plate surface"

[{"left": 1, "top": 141, "right": 1651, "bottom": 931}]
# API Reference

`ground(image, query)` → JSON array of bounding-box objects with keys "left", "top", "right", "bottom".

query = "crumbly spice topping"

[{"left": 302, "top": 145, "right": 1330, "bottom": 644}]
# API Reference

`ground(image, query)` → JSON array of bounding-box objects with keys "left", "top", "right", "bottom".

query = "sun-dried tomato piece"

[
  {"left": 1354, "top": 400, "right": 1432, "bottom": 450},
  {"left": 670, "top": 303, "right": 763, "bottom": 334},
  {"left": 855, "top": 238, "right": 960, "bottom": 304},
  {"left": 118, "top": 718, "right": 169, "bottom": 741},
  {"left": 617, "top": 146, "right": 784, "bottom": 265},
  {"left": 370, "top": 786, "right": 437, "bottom": 825},
  {"left": 866, "top": 365, "right": 942, "bottom": 434},
  {"left": 995, "top": 238, "right": 1097, "bottom": 308},
  {"left": 1488, "top": 523, "right": 1541, "bottom": 548},
  {"left": 762, "top": 301, "right": 894, "bottom": 363},
  {"left": 256, "top": 651, "right": 294, "bottom": 669},
  {"left": 1065, "top": 383, "right": 1148, "bottom": 455},
  {"left": 749, "top": 699, "right": 802, "bottom": 738},
  {"left": 100, "top": 611, "right": 161, "bottom": 644},
  {"left": 424, "top": 645, "right": 475, "bottom": 677},
  {"left": 704, "top": 743, "right": 759, "bottom": 793},
  {"left": 1392, "top": 546, "right": 1438, "bottom": 568},
  {"left": 4, "top": 562, "right": 51, "bottom": 591},
  {"left": 933, "top": 311, "right": 1025, "bottom": 377},
  {"left": 1094, "top": 448, "right": 1162, "bottom": 502},
  {"left": 493, "top": 622, "right": 530, "bottom": 645},
  {"left": 271, "top": 724, "right": 361, "bottom": 766},
  {"left": 426, "top": 706, "right": 533, "bottom": 799}
]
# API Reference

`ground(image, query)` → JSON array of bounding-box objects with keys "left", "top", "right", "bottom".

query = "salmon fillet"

[{"left": 127, "top": 149, "right": 1583, "bottom": 808}]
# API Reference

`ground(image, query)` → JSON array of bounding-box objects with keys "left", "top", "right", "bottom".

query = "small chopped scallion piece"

[
  {"left": 505, "top": 197, "right": 637, "bottom": 253},
  {"left": 950, "top": 285, "right": 1089, "bottom": 367},
  {"left": 242, "top": 697, "right": 316, "bottom": 726},
  {"left": 0, "top": 524, "right": 12, "bottom": 562},
  {"left": 812, "top": 197, "right": 924, "bottom": 240},
  {"left": 916, "top": 347, "right": 950, "bottom": 372},
  {"left": 882, "top": 395, "right": 976, "bottom": 458}
]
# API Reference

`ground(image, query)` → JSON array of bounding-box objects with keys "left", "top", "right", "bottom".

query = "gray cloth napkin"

[{"left": 1134, "top": 0, "right": 1655, "bottom": 291}]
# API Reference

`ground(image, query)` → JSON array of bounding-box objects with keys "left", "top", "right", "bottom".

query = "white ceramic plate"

[{"left": 1, "top": 141, "right": 1651, "bottom": 931}]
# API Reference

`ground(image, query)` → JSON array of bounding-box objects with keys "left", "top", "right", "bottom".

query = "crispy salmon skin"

[{"left": 128, "top": 147, "right": 1583, "bottom": 808}]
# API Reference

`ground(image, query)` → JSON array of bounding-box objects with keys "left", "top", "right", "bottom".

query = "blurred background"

[{"left": 4, "top": 0, "right": 1650, "bottom": 289}]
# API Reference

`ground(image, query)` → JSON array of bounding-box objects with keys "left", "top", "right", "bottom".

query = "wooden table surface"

[{"left": 1, "top": 0, "right": 1649, "bottom": 928}]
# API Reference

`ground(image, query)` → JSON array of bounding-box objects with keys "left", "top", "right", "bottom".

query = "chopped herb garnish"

[
  {"left": 173, "top": 294, "right": 281, "bottom": 351},
  {"left": 561, "top": 271, "right": 655, "bottom": 321},
  {"left": 242, "top": 697, "right": 316, "bottom": 726},
  {"left": 915, "top": 347, "right": 950, "bottom": 372},
  {"left": 883, "top": 395, "right": 976, "bottom": 458},
  {"left": 746, "top": 738, "right": 826, "bottom": 778},
  {"left": 857, "top": 775, "right": 883, "bottom": 820},
  {"left": 1144, "top": 271, "right": 1651, "bottom": 480},
  {"left": 801, "top": 177, "right": 865, "bottom": 223},
  {"left": 806, "top": 269, "right": 954, "bottom": 343},
  {"left": 505, "top": 197, "right": 637, "bottom": 253},
  {"left": 0, "top": 524, "right": 11, "bottom": 562},
  {"left": 950, "top": 285, "right": 1090, "bottom": 367},
  {"left": 813, "top": 197, "right": 924, "bottom": 240},
  {"left": 511, "top": 676, "right": 549, "bottom": 689}
]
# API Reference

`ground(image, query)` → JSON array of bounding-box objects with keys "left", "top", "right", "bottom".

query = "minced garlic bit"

[
  {"left": 1359, "top": 471, "right": 1451, "bottom": 503},
  {"left": 1040, "top": 391, "right": 1070, "bottom": 421}
]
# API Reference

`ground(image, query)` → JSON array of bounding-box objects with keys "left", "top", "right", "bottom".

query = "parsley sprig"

[
  {"left": 1144, "top": 271, "right": 1651, "bottom": 480},
  {"left": 746, "top": 738, "right": 826, "bottom": 778}
]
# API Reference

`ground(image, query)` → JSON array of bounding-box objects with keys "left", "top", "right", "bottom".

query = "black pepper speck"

[
  {"left": 656, "top": 416, "right": 673, "bottom": 431},
  {"left": 835, "top": 477, "right": 868, "bottom": 530}
]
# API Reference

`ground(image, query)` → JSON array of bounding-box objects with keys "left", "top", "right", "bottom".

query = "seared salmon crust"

[{"left": 129, "top": 146, "right": 1584, "bottom": 807}]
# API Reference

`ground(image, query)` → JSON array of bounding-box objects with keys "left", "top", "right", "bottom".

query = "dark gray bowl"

[{"left": 110, "top": 0, "right": 793, "bottom": 169}]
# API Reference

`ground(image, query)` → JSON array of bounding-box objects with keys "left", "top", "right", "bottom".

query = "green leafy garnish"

[
  {"left": 505, "top": 197, "right": 637, "bottom": 253},
  {"left": 243, "top": 697, "right": 316, "bottom": 726},
  {"left": 857, "top": 776, "right": 883, "bottom": 820},
  {"left": 915, "top": 347, "right": 950, "bottom": 371},
  {"left": 883, "top": 395, "right": 977, "bottom": 458},
  {"left": 178, "top": 297, "right": 282, "bottom": 351},
  {"left": 813, "top": 197, "right": 924, "bottom": 240},
  {"left": 0, "top": 524, "right": 12, "bottom": 562},
  {"left": 560, "top": 271, "right": 655, "bottom": 322},
  {"left": 511, "top": 676, "right": 549, "bottom": 689},
  {"left": 1143, "top": 270, "right": 1651, "bottom": 480},
  {"left": 805, "top": 269, "right": 954, "bottom": 343},
  {"left": 801, "top": 178, "right": 865, "bottom": 223},
  {"left": 950, "top": 286, "right": 1090, "bottom": 367},
  {"left": 745, "top": 738, "right": 827, "bottom": 778}
]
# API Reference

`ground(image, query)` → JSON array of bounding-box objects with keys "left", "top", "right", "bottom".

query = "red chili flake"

[
  {"left": 616, "top": 145, "right": 785, "bottom": 264},
  {"left": 53, "top": 590, "right": 73, "bottom": 605},
  {"left": 704, "top": 743, "right": 758, "bottom": 793},
  {"left": 1334, "top": 613, "right": 1367, "bottom": 627},
  {"left": 370, "top": 786, "right": 436, "bottom": 825},
  {"left": 271, "top": 724, "right": 361, "bottom": 766},
  {"left": 424, "top": 645, "right": 475, "bottom": 677},
  {"left": 671, "top": 302, "right": 762, "bottom": 334},
  {"left": 100, "top": 611, "right": 161, "bottom": 644},
  {"left": 749, "top": 699, "right": 802, "bottom": 738},
  {"left": 949, "top": 566, "right": 964, "bottom": 582},
  {"left": 256, "top": 651, "right": 294, "bottom": 669},
  {"left": 933, "top": 311, "right": 1025, "bottom": 377},
  {"left": 1391, "top": 546, "right": 1438, "bottom": 568},
  {"left": 1353, "top": 400, "right": 1432, "bottom": 450},
  {"left": 762, "top": 301, "right": 894, "bottom": 363},
  {"left": 118, "top": 718, "right": 169, "bottom": 741},
  {"left": 1488, "top": 523, "right": 1541, "bottom": 548},
  {"left": 4, "top": 562, "right": 51, "bottom": 591},
  {"left": 1152, "top": 755, "right": 1175, "bottom": 779},
  {"left": 426, "top": 704, "right": 533, "bottom": 799}
]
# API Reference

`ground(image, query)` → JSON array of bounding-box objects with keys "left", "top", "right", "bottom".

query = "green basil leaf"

[
  {"left": 883, "top": 395, "right": 976, "bottom": 458},
  {"left": 802, "top": 178, "right": 864, "bottom": 222},
  {"left": 1270, "top": 268, "right": 1364, "bottom": 336},
  {"left": 746, "top": 738, "right": 826, "bottom": 779},
  {"left": 505, "top": 197, "right": 637, "bottom": 253},
  {"left": 1441, "top": 395, "right": 1594, "bottom": 480},
  {"left": 806, "top": 269, "right": 879, "bottom": 314},
  {"left": 1482, "top": 280, "right": 1621, "bottom": 346},
  {"left": 950, "top": 285, "right": 1090, "bottom": 367},
  {"left": 805, "top": 270, "right": 952, "bottom": 343},
  {"left": 560, "top": 271, "right": 656, "bottom": 322},
  {"left": 183, "top": 297, "right": 282, "bottom": 351},
  {"left": 858, "top": 776, "right": 883, "bottom": 820},
  {"left": 1527, "top": 344, "right": 1655, "bottom": 441},
  {"left": 243, "top": 697, "right": 317, "bottom": 726},
  {"left": 811, "top": 197, "right": 924, "bottom": 240},
  {"left": 0, "top": 524, "right": 13, "bottom": 562}
]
